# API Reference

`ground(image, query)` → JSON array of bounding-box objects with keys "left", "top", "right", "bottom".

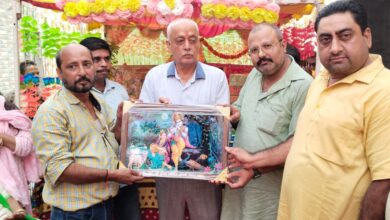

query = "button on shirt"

[
  {"left": 32, "top": 88, "right": 119, "bottom": 211},
  {"left": 92, "top": 79, "right": 129, "bottom": 113},
  {"left": 140, "top": 62, "right": 229, "bottom": 105},
  {"left": 278, "top": 54, "right": 390, "bottom": 220}
]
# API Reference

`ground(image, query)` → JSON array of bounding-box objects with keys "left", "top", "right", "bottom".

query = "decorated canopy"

[{"left": 23, "top": 0, "right": 316, "bottom": 38}]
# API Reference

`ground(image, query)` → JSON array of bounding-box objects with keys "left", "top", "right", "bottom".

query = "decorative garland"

[
  {"left": 200, "top": 38, "right": 248, "bottom": 59},
  {"left": 200, "top": 0, "right": 280, "bottom": 29},
  {"left": 147, "top": 0, "right": 194, "bottom": 25},
  {"left": 57, "top": 0, "right": 280, "bottom": 28},
  {"left": 282, "top": 24, "right": 316, "bottom": 60},
  {"left": 57, "top": 0, "right": 146, "bottom": 24}
]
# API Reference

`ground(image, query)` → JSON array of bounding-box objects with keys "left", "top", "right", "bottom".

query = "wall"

[
  {"left": 356, "top": 0, "right": 390, "bottom": 68},
  {"left": 0, "top": 0, "right": 19, "bottom": 100}
]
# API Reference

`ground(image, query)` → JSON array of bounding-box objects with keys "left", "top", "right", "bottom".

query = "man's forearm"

[
  {"left": 359, "top": 179, "right": 390, "bottom": 220},
  {"left": 251, "top": 137, "right": 293, "bottom": 168},
  {"left": 58, "top": 163, "right": 107, "bottom": 184}
]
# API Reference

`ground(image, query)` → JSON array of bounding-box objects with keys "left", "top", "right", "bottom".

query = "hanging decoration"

[
  {"left": 57, "top": 0, "right": 146, "bottom": 25},
  {"left": 147, "top": 0, "right": 194, "bottom": 25},
  {"left": 200, "top": 38, "right": 247, "bottom": 59},
  {"left": 56, "top": 0, "right": 283, "bottom": 30},
  {"left": 281, "top": 23, "right": 316, "bottom": 60},
  {"left": 199, "top": 0, "right": 280, "bottom": 29},
  {"left": 20, "top": 16, "right": 40, "bottom": 55},
  {"left": 19, "top": 76, "right": 62, "bottom": 119}
]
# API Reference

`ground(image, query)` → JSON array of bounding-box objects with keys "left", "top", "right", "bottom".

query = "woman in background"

[{"left": 0, "top": 94, "right": 41, "bottom": 214}]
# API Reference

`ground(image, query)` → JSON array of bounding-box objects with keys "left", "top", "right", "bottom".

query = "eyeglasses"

[{"left": 248, "top": 40, "right": 282, "bottom": 56}]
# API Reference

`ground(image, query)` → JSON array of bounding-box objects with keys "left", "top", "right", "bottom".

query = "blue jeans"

[{"left": 50, "top": 198, "right": 113, "bottom": 220}]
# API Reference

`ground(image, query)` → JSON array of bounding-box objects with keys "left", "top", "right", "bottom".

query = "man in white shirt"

[{"left": 140, "top": 18, "right": 229, "bottom": 220}]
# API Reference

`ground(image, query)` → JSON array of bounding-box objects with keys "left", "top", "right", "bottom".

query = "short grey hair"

[{"left": 166, "top": 18, "right": 199, "bottom": 41}]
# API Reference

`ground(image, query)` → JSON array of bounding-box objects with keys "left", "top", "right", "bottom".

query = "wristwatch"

[{"left": 252, "top": 168, "right": 262, "bottom": 179}]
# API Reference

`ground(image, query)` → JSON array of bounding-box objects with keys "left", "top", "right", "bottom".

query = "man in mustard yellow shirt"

[{"left": 277, "top": 1, "right": 390, "bottom": 219}]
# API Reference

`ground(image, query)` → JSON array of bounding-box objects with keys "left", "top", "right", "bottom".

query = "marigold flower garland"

[
  {"left": 57, "top": 0, "right": 145, "bottom": 24},
  {"left": 200, "top": 0, "right": 280, "bottom": 29}
]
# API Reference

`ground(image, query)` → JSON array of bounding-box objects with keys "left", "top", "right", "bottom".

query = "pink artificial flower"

[
  {"left": 265, "top": 2, "right": 280, "bottom": 13},
  {"left": 104, "top": 12, "right": 120, "bottom": 21},
  {"left": 147, "top": 0, "right": 160, "bottom": 14},
  {"left": 127, "top": 7, "right": 145, "bottom": 19},
  {"left": 55, "top": 0, "right": 67, "bottom": 9},
  {"left": 116, "top": 10, "right": 132, "bottom": 19},
  {"left": 66, "top": 17, "right": 81, "bottom": 24},
  {"left": 181, "top": 4, "right": 194, "bottom": 17},
  {"left": 80, "top": 16, "right": 93, "bottom": 23},
  {"left": 91, "top": 13, "right": 107, "bottom": 23}
]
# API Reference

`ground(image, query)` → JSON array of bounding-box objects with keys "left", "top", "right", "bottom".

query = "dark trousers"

[
  {"left": 113, "top": 184, "right": 141, "bottom": 220},
  {"left": 51, "top": 198, "right": 113, "bottom": 220}
]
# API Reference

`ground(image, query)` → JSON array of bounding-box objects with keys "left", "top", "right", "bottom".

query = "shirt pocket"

[
  {"left": 308, "top": 119, "right": 360, "bottom": 167},
  {"left": 256, "top": 105, "right": 288, "bottom": 137}
]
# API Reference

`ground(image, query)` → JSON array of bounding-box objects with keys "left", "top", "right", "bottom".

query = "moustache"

[
  {"left": 76, "top": 76, "right": 91, "bottom": 84},
  {"left": 257, "top": 58, "right": 273, "bottom": 66},
  {"left": 96, "top": 68, "right": 109, "bottom": 73}
]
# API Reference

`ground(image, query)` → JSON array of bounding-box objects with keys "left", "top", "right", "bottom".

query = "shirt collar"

[
  {"left": 91, "top": 79, "right": 115, "bottom": 94},
  {"left": 319, "top": 54, "right": 384, "bottom": 85},
  {"left": 62, "top": 88, "right": 102, "bottom": 111},
  {"left": 256, "top": 55, "right": 309, "bottom": 93},
  {"left": 167, "top": 62, "right": 206, "bottom": 80}
]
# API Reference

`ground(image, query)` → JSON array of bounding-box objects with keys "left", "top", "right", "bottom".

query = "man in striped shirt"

[{"left": 32, "top": 44, "right": 143, "bottom": 220}]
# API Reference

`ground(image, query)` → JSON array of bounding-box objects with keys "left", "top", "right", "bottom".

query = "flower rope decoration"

[
  {"left": 200, "top": 38, "right": 248, "bottom": 59},
  {"left": 200, "top": 0, "right": 280, "bottom": 29},
  {"left": 147, "top": 0, "right": 194, "bottom": 25},
  {"left": 57, "top": 0, "right": 145, "bottom": 24}
]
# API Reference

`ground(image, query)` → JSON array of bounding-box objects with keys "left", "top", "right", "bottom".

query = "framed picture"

[{"left": 120, "top": 101, "right": 230, "bottom": 180}]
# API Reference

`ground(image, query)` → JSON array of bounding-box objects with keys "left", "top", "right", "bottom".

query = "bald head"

[
  {"left": 166, "top": 18, "right": 199, "bottom": 41},
  {"left": 56, "top": 44, "right": 92, "bottom": 70},
  {"left": 55, "top": 43, "right": 96, "bottom": 93},
  {"left": 249, "top": 23, "right": 283, "bottom": 42}
]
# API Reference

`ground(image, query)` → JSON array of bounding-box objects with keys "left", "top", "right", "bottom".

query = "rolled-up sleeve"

[
  {"left": 32, "top": 107, "right": 74, "bottom": 186},
  {"left": 13, "top": 129, "right": 34, "bottom": 157}
]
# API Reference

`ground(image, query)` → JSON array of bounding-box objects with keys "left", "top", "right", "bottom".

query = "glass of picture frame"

[{"left": 120, "top": 101, "right": 230, "bottom": 180}]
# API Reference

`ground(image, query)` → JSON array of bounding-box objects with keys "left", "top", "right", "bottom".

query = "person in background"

[
  {"left": 220, "top": 23, "right": 312, "bottom": 220},
  {"left": 286, "top": 43, "right": 301, "bottom": 64},
  {"left": 32, "top": 44, "right": 143, "bottom": 220},
  {"left": 20, "top": 60, "right": 38, "bottom": 76},
  {"left": 278, "top": 1, "right": 390, "bottom": 219},
  {"left": 80, "top": 37, "right": 130, "bottom": 113},
  {"left": 80, "top": 37, "right": 140, "bottom": 220},
  {"left": 140, "top": 18, "right": 229, "bottom": 220},
  {"left": 0, "top": 93, "right": 42, "bottom": 215}
]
